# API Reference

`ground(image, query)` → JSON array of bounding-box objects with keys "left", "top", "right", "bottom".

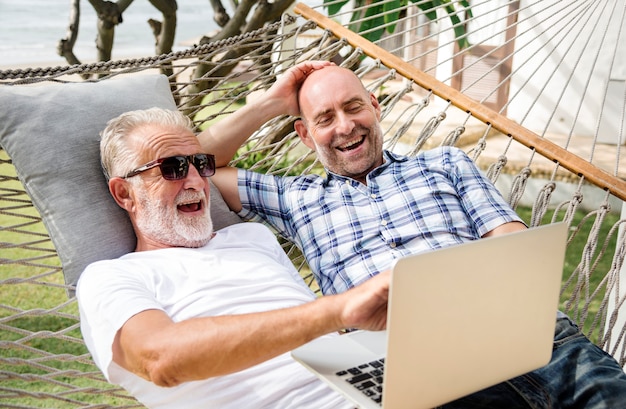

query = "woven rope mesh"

[{"left": 1, "top": 1, "right": 626, "bottom": 406}]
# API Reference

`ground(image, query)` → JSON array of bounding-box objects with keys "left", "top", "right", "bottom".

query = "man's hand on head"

[{"left": 266, "top": 60, "right": 335, "bottom": 117}]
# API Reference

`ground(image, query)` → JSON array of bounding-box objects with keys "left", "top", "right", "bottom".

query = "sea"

[{"left": 0, "top": 0, "right": 228, "bottom": 68}]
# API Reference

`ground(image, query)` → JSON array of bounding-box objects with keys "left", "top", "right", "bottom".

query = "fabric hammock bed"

[{"left": 1, "top": 0, "right": 625, "bottom": 407}]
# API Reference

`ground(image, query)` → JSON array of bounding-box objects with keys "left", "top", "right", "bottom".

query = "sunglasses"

[{"left": 123, "top": 153, "right": 216, "bottom": 181}]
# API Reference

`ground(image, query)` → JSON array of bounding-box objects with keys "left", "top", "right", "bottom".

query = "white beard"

[{"left": 135, "top": 188, "right": 214, "bottom": 248}]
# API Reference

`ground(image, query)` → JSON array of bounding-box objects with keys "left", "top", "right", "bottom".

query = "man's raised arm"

[{"left": 197, "top": 60, "right": 334, "bottom": 167}]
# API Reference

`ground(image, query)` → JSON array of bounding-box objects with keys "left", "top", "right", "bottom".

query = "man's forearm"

[
  {"left": 116, "top": 295, "right": 346, "bottom": 387},
  {"left": 115, "top": 270, "right": 388, "bottom": 387},
  {"left": 198, "top": 60, "right": 335, "bottom": 167},
  {"left": 198, "top": 96, "right": 284, "bottom": 167}
]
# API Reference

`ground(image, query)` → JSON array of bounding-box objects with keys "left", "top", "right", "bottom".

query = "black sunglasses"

[{"left": 123, "top": 153, "right": 216, "bottom": 181}]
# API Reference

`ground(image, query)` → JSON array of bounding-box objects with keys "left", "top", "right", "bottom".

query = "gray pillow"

[{"left": 0, "top": 74, "right": 242, "bottom": 288}]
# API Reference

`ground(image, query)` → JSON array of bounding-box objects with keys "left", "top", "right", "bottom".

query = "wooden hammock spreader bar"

[{"left": 294, "top": 3, "right": 626, "bottom": 202}]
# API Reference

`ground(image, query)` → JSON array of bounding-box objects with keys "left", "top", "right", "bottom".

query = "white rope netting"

[{"left": 1, "top": 1, "right": 625, "bottom": 406}]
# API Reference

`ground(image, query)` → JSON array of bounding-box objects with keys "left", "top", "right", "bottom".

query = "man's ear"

[
  {"left": 294, "top": 119, "right": 316, "bottom": 151},
  {"left": 109, "top": 177, "right": 135, "bottom": 212},
  {"left": 370, "top": 93, "right": 382, "bottom": 120}
]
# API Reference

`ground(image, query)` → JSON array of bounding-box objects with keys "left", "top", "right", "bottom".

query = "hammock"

[{"left": 1, "top": 1, "right": 625, "bottom": 407}]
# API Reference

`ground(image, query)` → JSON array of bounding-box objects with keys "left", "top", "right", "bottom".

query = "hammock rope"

[{"left": 1, "top": 1, "right": 625, "bottom": 406}]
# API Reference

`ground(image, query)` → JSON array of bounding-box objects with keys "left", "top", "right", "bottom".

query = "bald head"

[
  {"left": 297, "top": 66, "right": 371, "bottom": 123},
  {"left": 293, "top": 65, "right": 384, "bottom": 184}
]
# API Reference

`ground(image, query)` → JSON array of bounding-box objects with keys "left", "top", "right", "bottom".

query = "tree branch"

[
  {"left": 57, "top": 0, "right": 81, "bottom": 66},
  {"left": 210, "top": 0, "right": 230, "bottom": 27},
  {"left": 180, "top": 0, "right": 295, "bottom": 112},
  {"left": 87, "top": 0, "right": 127, "bottom": 61},
  {"left": 147, "top": 0, "right": 177, "bottom": 54},
  {"left": 243, "top": 0, "right": 293, "bottom": 32}
]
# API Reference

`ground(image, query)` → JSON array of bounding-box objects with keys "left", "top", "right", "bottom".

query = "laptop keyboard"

[{"left": 336, "top": 358, "right": 385, "bottom": 406}]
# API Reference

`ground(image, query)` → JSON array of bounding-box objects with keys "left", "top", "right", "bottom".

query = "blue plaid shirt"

[{"left": 238, "top": 146, "right": 523, "bottom": 295}]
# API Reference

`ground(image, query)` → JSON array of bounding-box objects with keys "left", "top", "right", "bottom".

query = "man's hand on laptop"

[{"left": 332, "top": 270, "right": 390, "bottom": 332}]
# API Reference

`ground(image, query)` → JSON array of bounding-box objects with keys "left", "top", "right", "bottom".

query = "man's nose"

[
  {"left": 183, "top": 163, "right": 208, "bottom": 190},
  {"left": 335, "top": 112, "right": 355, "bottom": 135}
]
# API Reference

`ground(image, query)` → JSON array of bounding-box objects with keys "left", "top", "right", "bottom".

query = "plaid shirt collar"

[{"left": 323, "top": 149, "right": 410, "bottom": 185}]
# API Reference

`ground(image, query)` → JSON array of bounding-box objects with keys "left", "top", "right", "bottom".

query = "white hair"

[{"left": 100, "top": 107, "right": 193, "bottom": 180}]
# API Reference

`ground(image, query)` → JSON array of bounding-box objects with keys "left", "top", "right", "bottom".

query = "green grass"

[
  {"left": 0, "top": 152, "right": 136, "bottom": 406},
  {"left": 515, "top": 205, "right": 619, "bottom": 341},
  {"left": 194, "top": 82, "right": 248, "bottom": 131}
]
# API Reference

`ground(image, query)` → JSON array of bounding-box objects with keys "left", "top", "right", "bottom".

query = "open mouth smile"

[
  {"left": 177, "top": 200, "right": 203, "bottom": 213},
  {"left": 337, "top": 136, "right": 365, "bottom": 152}
]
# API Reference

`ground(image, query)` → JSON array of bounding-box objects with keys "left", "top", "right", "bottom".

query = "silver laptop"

[{"left": 291, "top": 223, "right": 568, "bottom": 409}]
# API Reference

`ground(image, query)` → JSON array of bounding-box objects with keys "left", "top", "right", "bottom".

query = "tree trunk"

[
  {"left": 87, "top": 0, "right": 134, "bottom": 62},
  {"left": 180, "top": 0, "right": 295, "bottom": 114},
  {"left": 209, "top": 0, "right": 230, "bottom": 27},
  {"left": 57, "top": 0, "right": 82, "bottom": 67},
  {"left": 148, "top": 0, "right": 178, "bottom": 79},
  {"left": 56, "top": 0, "right": 296, "bottom": 110}
]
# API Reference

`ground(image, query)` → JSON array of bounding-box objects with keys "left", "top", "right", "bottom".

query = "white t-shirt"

[{"left": 77, "top": 223, "right": 353, "bottom": 409}]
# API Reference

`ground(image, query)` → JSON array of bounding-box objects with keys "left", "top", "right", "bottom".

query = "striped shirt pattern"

[{"left": 238, "top": 146, "right": 522, "bottom": 295}]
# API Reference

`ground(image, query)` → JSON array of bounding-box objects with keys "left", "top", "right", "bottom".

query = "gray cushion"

[{"left": 0, "top": 74, "right": 242, "bottom": 288}]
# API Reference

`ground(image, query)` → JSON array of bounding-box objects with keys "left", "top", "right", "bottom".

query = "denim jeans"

[{"left": 439, "top": 316, "right": 626, "bottom": 409}]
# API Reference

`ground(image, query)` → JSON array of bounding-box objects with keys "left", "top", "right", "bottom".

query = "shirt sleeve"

[
  {"left": 76, "top": 260, "right": 163, "bottom": 382},
  {"left": 236, "top": 168, "right": 296, "bottom": 239},
  {"left": 445, "top": 147, "right": 524, "bottom": 235}
]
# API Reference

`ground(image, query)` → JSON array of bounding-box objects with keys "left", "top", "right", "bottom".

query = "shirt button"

[
  {"left": 389, "top": 242, "right": 396, "bottom": 248},
  {"left": 381, "top": 220, "right": 388, "bottom": 226},
  {"left": 370, "top": 193, "right": 377, "bottom": 199}
]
